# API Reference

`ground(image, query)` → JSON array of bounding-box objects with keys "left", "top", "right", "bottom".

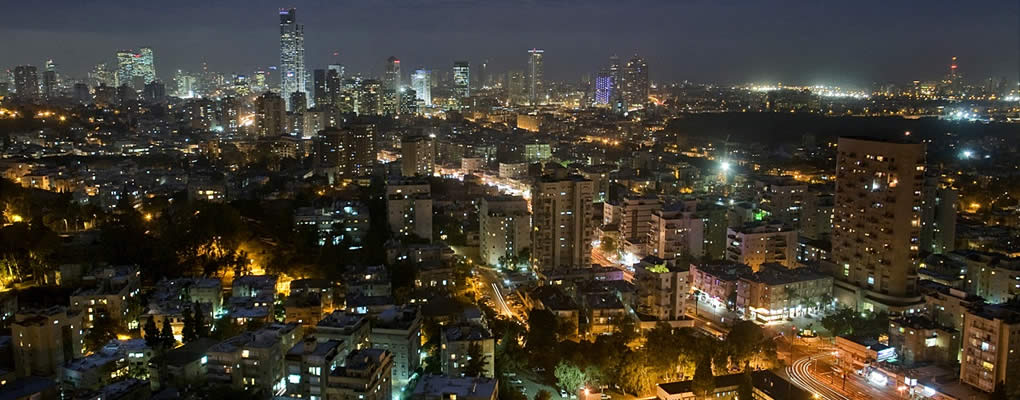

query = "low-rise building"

[
  {"left": 206, "top": 323, "right": 303, "bottom": 396},
  {"left": 315, "top": 311, "right": 371, "bottom": 351},
  {"left": 411, "top": 375, "right": 498, "bottom": 400},
  {"left": 441, "top": 323, "right": 494, "bottom": 378},
  {"left": 12, "top": 306, "right": 84, "bottom": 377},
  {"left": 326, "top": 348, "right": 393, "bottom": 400},
  {"left": 888, "top": 316, "right": 960, "bottom": 366},
  {"left": 725, "top": 222, "right": 797, "bottom": 270},
  {"left": 634, "top": 257, "right": 690, "bottom": 321},
  {"left": 285, "top": 337, "right": 345, "bottom": 399},
  {"left": 735, "top": 264, "right": 832, "bottom": 324},
  {"left": 148, "top": 337, "right": 218, "bottom": 391},
  {"left": 370, "top": 306, "right": 422, "bottom": 392}
]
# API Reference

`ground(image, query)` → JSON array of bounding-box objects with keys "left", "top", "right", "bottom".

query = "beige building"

[
  {"left": 206, "top": 323, "right": 304, "bottom": 395},
  {"left": 326, "top": 349, "right": 393, "bottom": 400},
  {"left": 12, "top": 306, "right": 84, "bottom": 377},
  {"left": 479, "top": 197, "right": 531, "bottom": 268},
  {"left": 386, "top": 179, "right": 433, "bottom": 242},
  {"left": 618, "top": 197, "right": 662, "bottom": 254},
  {"left": 440, "top": 323, "right": 495, "bottom": 378},
  {"left": 647, "top": 202, "right": 705, "bottom": 261},
  {"left": 531, "top": 171, "right": 595, "bottom": 272},
  {"left": 725, "top": 223, "right": 797, "bottom": 270},
  {"left": 401, "top": 135, "right": 435, "bottom": 177},
  {"left": 959, "top": 303, "right": 1020, "bottom": 395},
  {"left": 634, "top": 258, "right": 690, "bottom": 321},
  {"left": 735, "top": 264, "right": 832, "bottom": 324},
  {"left": 831, "top": 137, "right": 925, "bottom": 310}
]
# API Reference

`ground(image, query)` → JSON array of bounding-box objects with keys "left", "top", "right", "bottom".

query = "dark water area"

[{"left": 666, "top": 113, "right": 1020, "bottom": 143}]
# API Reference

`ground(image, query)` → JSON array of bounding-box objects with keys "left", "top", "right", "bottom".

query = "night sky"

[{"left": 2, "top": 0, "right": 1018, "bottom": 87}]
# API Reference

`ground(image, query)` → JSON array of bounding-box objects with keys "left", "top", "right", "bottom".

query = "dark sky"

[{"left": 2, "top": 0, "right": 1018, "bottom": 87}]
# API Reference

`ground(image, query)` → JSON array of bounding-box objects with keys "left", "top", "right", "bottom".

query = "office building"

[
  {"left": 280, "top": 8, "right": 306, "bottom": 110},
  {"left": 594, "top": 69, "right": 613, "bottom": 105},
  {"left": 401, "top": 135, "right": 435, "bottom": 177},
  {"left": 527, "top": 48, "right": 544, "bottom": 105},
  {"left": 115, "top": 48, "right": 155, "bottom": 88},
  {"left": 726, "top": 222, "right": 797, "bottom": 270},
  {"left": 479, "top": 197, "right": 532, "bottom": 268},
  {"left": 411, "top": 68, "right": 431, "bottom": 106},
  {"left": 831, "top": 137, "right": 925, "bottom": 311},
  {"left": 386, "top": 179, "right": 433, "bottom": 241},
  {"left": 384, "top": 56, "right": 401, "bottom": 93},
  {"left": 453, "top": 61, "right": 470, "bottom": 99},
  {"left": 531, "top": 169, "right": 595, "bottom": 271}
]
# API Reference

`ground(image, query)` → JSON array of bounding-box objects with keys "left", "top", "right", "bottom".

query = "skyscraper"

[
  {"left": 527, "top": 48, "right": 544, "bottom": 105},
  {"left": 507, "top": 71, "right": 526, "bottom": 105},
  {"left": 326, "top": 64, "right": 343, "bottom": 106},
  {"left": 313, "top": 69, "right": 329, "bottom": 106},
  {"left": 42, "top": 60, "right": 57, "bottom": 99},
  {"left": 279, "top": 8, "right": 306, "bottom": 110},
  {"left": 411, "top": 68, "right": 431, "bottom": 106},
  {"left": 384, "top": 56, "right": 401, "bottom": 92},
  {"left": 452, "top": 61, "right": 470, "bottom": 100},
  {"left": 12, "top": 66, "right": 39, "bottom": 101},
  {"left": 115, "top": 48, "right": 156, "bottom": 88},
  {"left": 594, "top": 69, "right": 613, "bottom": 105},
  {"left": 622, "top": 54, "right": 648, "bottom": 108},
  {"left": 831, "top": 137, "right": 925, "bottom": 310}
]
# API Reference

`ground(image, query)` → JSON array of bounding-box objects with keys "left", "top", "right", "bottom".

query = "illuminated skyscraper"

[
  {"left": 279, "top": 8, "right": 306, "bottom": 110},
  {"left": 42, "top": 60, "right": 57, "bottom": 99},
  {"left": 411, "top": 68, "right": 431, "bottom": 106},
  {"left": 12, "top": 65, "right": 39, "bottom": 101},
  {"left": 594, "top": 69, "right": 613, "bottom": 105},
  {"left": 527, "top": 48, "right": 544, "bottom": 105},
  {"left": 384, "top": 56, "right": 401, "bottom": 92},
  {"left": 622, "top": 54, "right": 648, "bottom": 108},
  {"left": 136, "top": 47, "right": 156, "bottom": 84},
  {"left": 116, "top": 50, "right": 136, "bottom": 87},
  {"left": 115, "top": 48, "right": 156, "bottom": 88},
  {"left": 452, "top": 61, "right": 470, "bottom": 99}
]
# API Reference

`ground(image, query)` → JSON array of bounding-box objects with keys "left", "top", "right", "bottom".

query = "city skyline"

[{"left": 1, "top": 0, "right": 1018, "bottom": 87}]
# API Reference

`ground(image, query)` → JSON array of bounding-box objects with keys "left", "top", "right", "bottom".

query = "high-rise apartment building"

[
  {"left": 832, "top": 137, "right": 925, "bottom": 310},
  {"left": 411, "top": 68, "right": 431, "bottom": 106},
  {"left": 280, "top": 8, "right": 306, "bottom": 110},
  {"left": 921, "top": 175, "right": 957, "bottom": 255},
  {"left": 725, "top": 222, "right": 797, "bottom": 270},
  {"left": 531, "top": 169, "right": 595, "bottom": 272},
  {"left": 452, "top": 61, "right": 470, "bottom": 100},
  {"left": 401, "top": 135, "right": 435, "bottom": 177},
  {"left": 316, "top": 125, "right": 376, "bottom": 183},
  {"left": 255, "top": 92, "right": 287, "bottom": 136},
  {"left": 386, "top": 180, "right": 433, "bottom": 242},
  {"left": 480, "top": 197, "right": 532, "bottom": 268},
  {"left": 12, "top": 65, "right": 39, "bottom": 101},
  {"left": 618, "top": 197, "right": 662, "bottom": 253},
  {"left": 959, "top": 303, "right": 1020, "bottom": 395},
  {"left": 527, "top": 48, "right": 544, "bottom": 105},
  {"left": 648, "top": 202, "right": 706, "bottom": 261},
  {"left": 621, "top": 54, "right": 648, "bottom": 108}
]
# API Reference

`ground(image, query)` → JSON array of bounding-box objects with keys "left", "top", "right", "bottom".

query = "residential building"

[
  {"left": 959, "top": 303, "right": 1020, "bottom": 394},
  {"left": 648, "top": 202, "right": 705, "bottom": 261},
  {"left": 735, "top": 264, "right": 832, "bottom": 324},
  {"left": 412, "top": 375, "right": 498, "bottom": 400},
  {"left": 370, "top": 306, "right": 422, "bottom": 392},
  {"left": 479, "top": 197, "right": 531, "bottom": 268},
  {"left": 634, "top": 257, "right": 690, "bottom": 321},
  {"left": 531, "top": 170, "right": 595, "bottom": 272},
  {"left": 725, "top": 223, "right": 797, "bottom": 270},
  {"left": 326, "top": 349, "right": 393, "bottom": 400},
  {"left": 401, "top": 135, "right": 435, "bottom": 177},
  {"left": 12, "top": 306, "right": 84, "bottom": 377},
  {"left": 441, "top": 323, "right": 494, "bottom": 378},
  {"left": 386, "top": 179, "right": 433, "bottom": 241},
  {"left": 206, "top": 323, "right": 303, "bottom": 396},
  {"left": 618, "top": 197, "right": 662, "bottom": 255},
  {"left": 285, "top": 337, "right": 345, "bottom": 399}
]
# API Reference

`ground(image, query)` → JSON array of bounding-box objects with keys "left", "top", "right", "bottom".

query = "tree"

[
  {"left": 182, "top": 306, "right": 197, "bottom": 343},
  {"left": 144, "top": 317, "right": 161, "bottom": 348},
  {"left": 533, "top": 390, "right": 552, "bottom": 400},
  {"left": 690, "top": 356, "right": 715, "bottom": 398},
  {"left": 554, "top": 361, "right": 586, "bottom": 393},
  {"left": 464, "top": 341, "right": 489, "bottom": 377},
  {"left": 526, "top": 309, "right": 559, "bottom": 351},
  {"left": 820, "top": 307, "right": 856, "bottom": 336},
  {"left": 84, "top": 312, "right": 118, "bottom": 353},
  {"left": 616, "top": 351, "right": 656, "bottom": 396},
  {"left": 160, "top": 317, "right": 176, "bottom": 349},
  {"left": 193, "top": 302, "right": 209, "bottom": 338},
  {"left": 737, "top": 366, "right": 753, "bottom": 400}
]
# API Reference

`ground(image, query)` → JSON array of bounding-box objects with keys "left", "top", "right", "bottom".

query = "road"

[
  {"left": 475, "top": 266, "right": 522, "bottom": 321},
  {"left": 785, "top": 353, "right": 902, "bottom": 400}
]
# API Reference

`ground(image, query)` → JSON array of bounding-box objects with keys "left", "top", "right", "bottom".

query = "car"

[
  {"left": 600, "top": 394, "right": 611, "bottom": 400},
  {"left": 510, "top": 378, "right": 523, "bottom": 385},
  {"left": 559, "top": 389, "right": 569, "bottom": 398},
  {"left": 533, "top": 367, "right": 546, "bottom": 373}
]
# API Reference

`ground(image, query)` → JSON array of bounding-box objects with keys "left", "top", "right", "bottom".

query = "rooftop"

[{"left": 413, "top": 375, "right": 498, "bottom": 399}]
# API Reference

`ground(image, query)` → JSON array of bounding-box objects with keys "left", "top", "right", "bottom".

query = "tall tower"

[
  {"left": 411, "top": 68, "right": 431, "bottom": 106},
  {"left": 279, "top": 8, "right": 306, "bottom": 110},
  {"left": 622, "top": 54, "right": 648, "bottom": 108},
  {"left": 527, "top": 48, "right": 544, "bottom": 105},
  {"left": 12, "top": 66, "right": 39, "bottom": 101},
  {"left": 42, "top": 60, "right": 58, "bottom": 100},
  {"left": 384, "top": 56, "right": 401, "bottom": 93},
  {"left": 832, "top": 137, "right": 925, "bottom": 309},
  {"left": 452, "top": 61, "right": 470, "bottom": 99},
  {"left": 136, "top": 47, "right": 156, "bottom": 84},
  {"left": 594, "top": 69, "right": 613, "bottom": 105}
]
